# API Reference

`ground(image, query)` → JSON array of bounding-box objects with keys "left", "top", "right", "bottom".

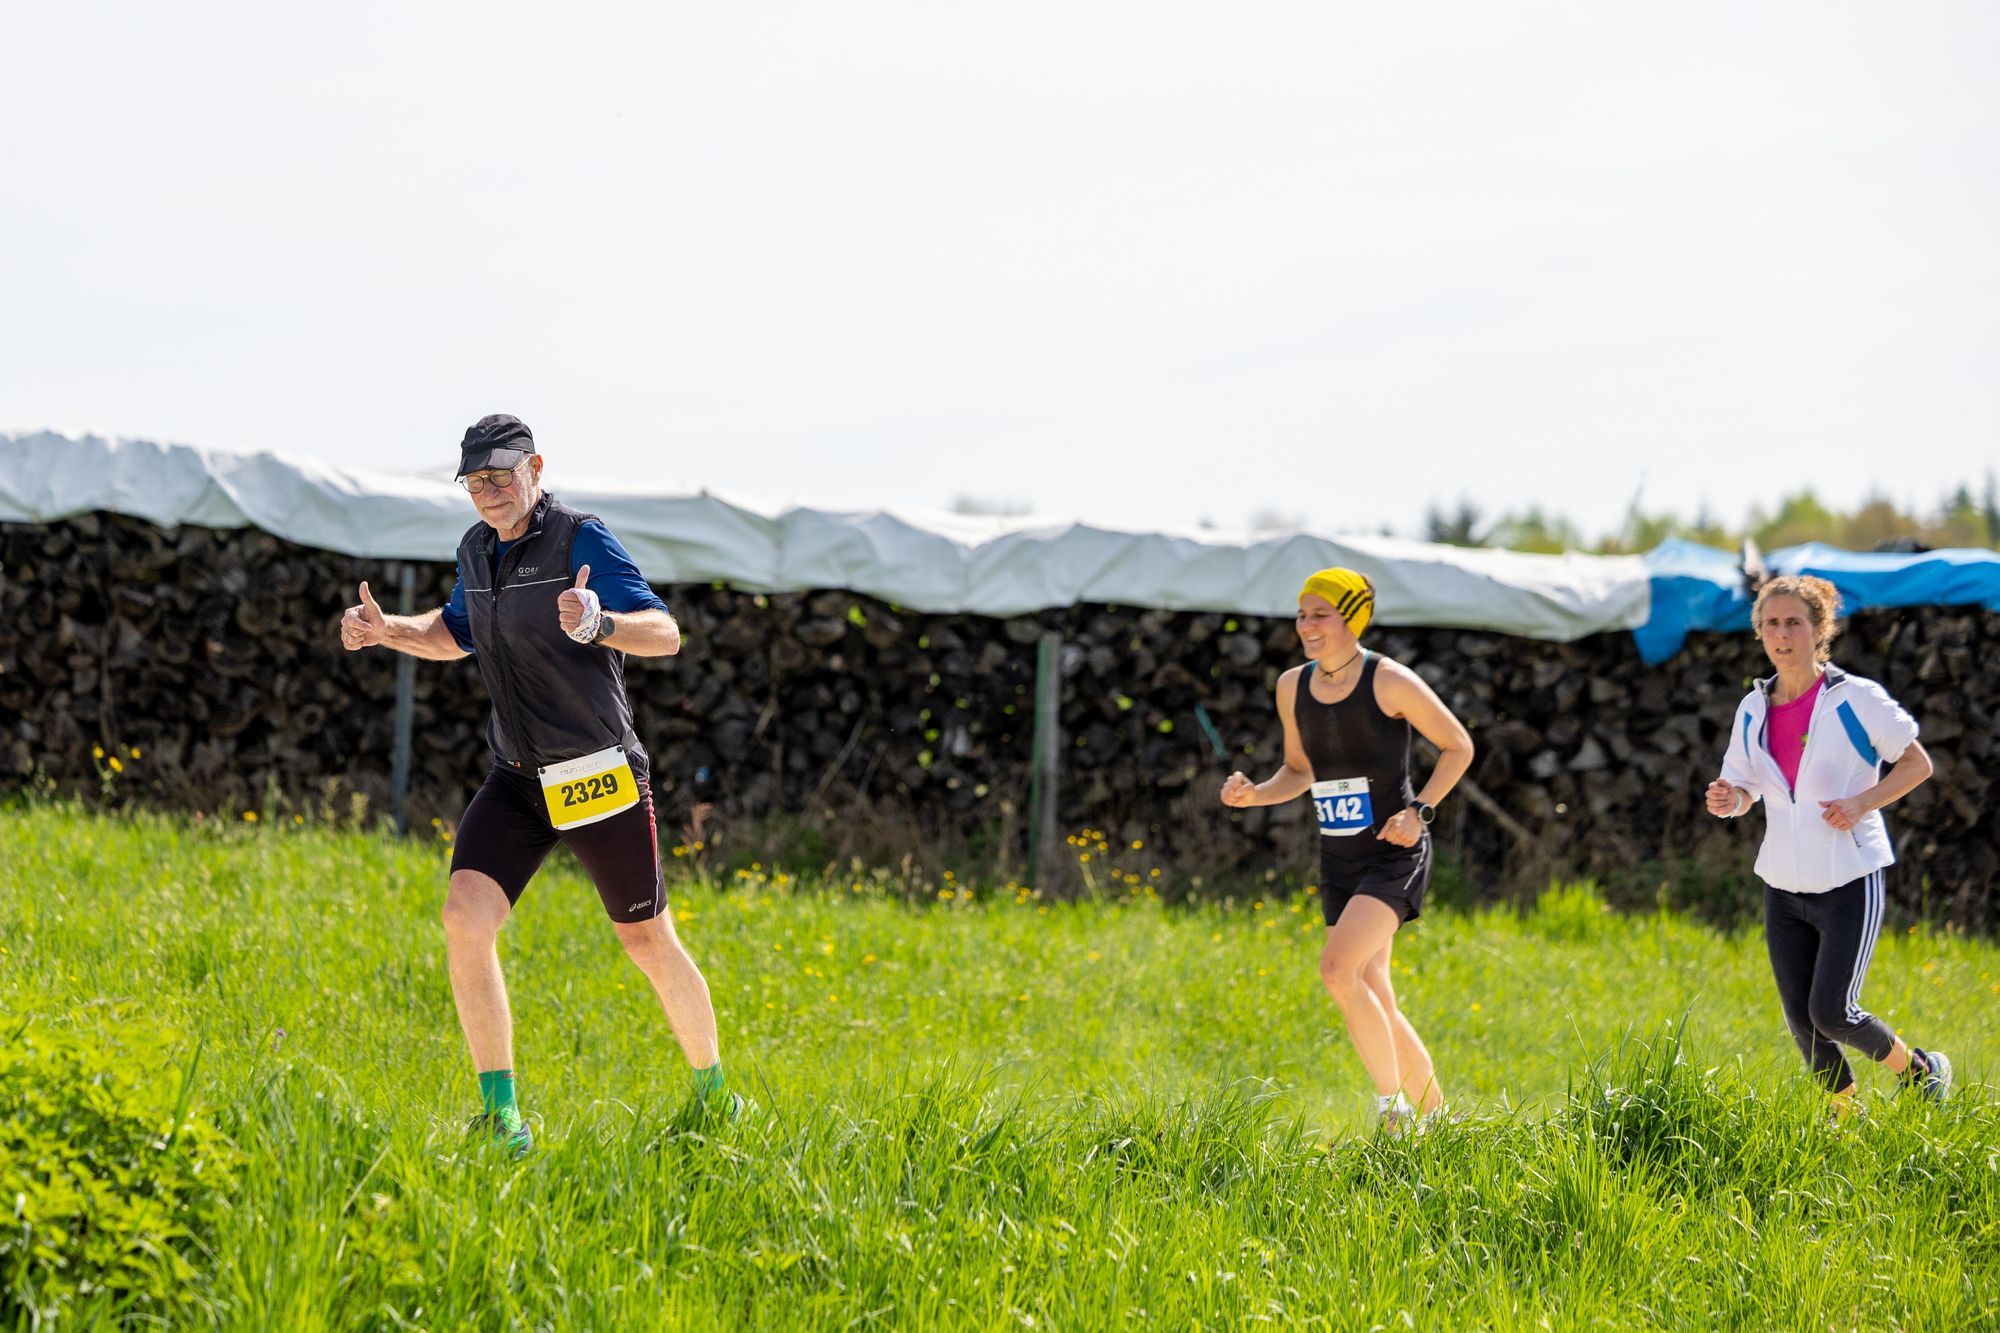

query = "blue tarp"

[
  {"left": 1633, "top": 540, "right": 1749, "bottom": 663},
  {"left": 1635, "top": 540, "right": 2000, "bottom": 663}
]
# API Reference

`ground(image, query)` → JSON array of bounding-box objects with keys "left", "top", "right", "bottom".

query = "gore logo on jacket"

[
  {"left": 1716, "top": 664, "right": 1920, "bottom": 894},
  {"left": 455, "top": 494, "right": 646, "bottom": 769}
]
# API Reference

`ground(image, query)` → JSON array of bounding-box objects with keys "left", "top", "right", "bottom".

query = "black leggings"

[{"left": 1764, "top": 871, "right": 1897, "bottom": 1091}]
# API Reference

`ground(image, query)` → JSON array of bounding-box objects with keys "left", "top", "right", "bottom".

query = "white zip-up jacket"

[{"left": 1716, "top": 663, "right": 1920, "bottom": 894}]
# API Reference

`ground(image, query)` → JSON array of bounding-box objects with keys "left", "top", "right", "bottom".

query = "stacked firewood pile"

[{"left": 2, "top": 513, "right": 1992, "bottom": 926}]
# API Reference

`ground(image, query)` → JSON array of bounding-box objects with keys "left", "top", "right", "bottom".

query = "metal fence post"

[
  {"left": 391, "top": 562, "right": 416, "bottom": 835},
  {"left": 1027, "top": 631, "right": 1063, "bottom": 891}
]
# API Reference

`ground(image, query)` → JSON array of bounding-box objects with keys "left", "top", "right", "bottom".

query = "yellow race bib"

[{"left": 538, "top": 745, "right": 640, "bottom": 830}]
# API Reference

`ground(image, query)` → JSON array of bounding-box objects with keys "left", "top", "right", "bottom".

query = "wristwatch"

[
  {"left": 1406, "top": 799, "right": 1436, "bottom": 825},
  {"left": 591, "top": 612, "right": 617, "bottom": 645}
]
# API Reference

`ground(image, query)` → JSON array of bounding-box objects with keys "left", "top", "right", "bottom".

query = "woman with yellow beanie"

[{"left": 1220, "top": 568, "right": 1475, "bottom": 1133}]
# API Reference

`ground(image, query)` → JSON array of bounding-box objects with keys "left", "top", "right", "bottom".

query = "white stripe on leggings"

[{"left": 1845, "top": 869, "right": 1883, "bottom": 1023}]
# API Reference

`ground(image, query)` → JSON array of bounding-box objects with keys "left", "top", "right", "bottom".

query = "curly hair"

[{"left": 1752, "top": 574, "right": 1842, "bottom": 664}]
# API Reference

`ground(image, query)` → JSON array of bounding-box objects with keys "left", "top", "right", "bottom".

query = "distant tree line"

[{"left": 1424, "top": 476, "right": 2000, "bottom": 555}]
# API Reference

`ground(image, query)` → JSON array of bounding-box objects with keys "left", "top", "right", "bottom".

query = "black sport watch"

[
  {"left": 591, "top": 612, "right": 617, "bottom": 645},
  {"left": 1407, "top": 799, "right": 1436, "bottom": 825}
]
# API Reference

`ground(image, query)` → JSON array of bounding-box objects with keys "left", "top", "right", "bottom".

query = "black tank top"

[{"left": 1294, "top": 651, "right": 1415, "bottom": 856}]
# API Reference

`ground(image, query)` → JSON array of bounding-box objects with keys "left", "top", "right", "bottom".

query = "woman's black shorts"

[
  {"left": 1318, "top": 835, "right": 1432, "bottom": 926},
  {"left": 449, "top": 759, "right": 665, "bottom": 924}
]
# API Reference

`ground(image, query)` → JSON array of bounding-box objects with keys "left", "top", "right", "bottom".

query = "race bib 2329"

[{"left": 538, "top": 745, "right": 639, "bottom": 831}]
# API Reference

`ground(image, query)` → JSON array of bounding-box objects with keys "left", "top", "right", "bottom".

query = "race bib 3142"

[{"left": 1312, "top": 777, "right": 1373, "bottom": 837}]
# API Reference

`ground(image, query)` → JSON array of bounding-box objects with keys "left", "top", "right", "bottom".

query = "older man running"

[{"left": 340, "top": 413, "right": 737, "bottom": 1155}]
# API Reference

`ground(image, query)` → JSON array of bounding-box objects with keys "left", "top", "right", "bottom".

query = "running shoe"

[
  {"left": 467, "top": 1107, "right": 534, "bottom": 1159},
  {"left": 1374, "top": 1093, "right": 1415, "bottom": 1137},
  {"left": 1904, "top": 1048, "right": 1953, "bottom": 1105},
  {"left": 678, "top": 1088, "right": 754, "bottom": 1130},
  {"left": 1416, "top": 1106, "right": 1460, "bottom": 1135}
]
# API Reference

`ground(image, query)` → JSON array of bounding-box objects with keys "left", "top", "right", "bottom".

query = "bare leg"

[
  {"left": 441, "top": 870, "right": 515, "bottom": 1073},
  {"left": 1319, "top": 898, "right": 1404, "bottom": 1097},
  {"left": 613, "top": 912, "right": 722, "bottom": 1070},
  {"left": 1361, "top": 940, "right": 1443, "bottom": 1114}
]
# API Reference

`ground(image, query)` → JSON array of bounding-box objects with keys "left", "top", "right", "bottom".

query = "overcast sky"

[{"left": 3, "top": 2, "right": 1994, "bottom": 540}]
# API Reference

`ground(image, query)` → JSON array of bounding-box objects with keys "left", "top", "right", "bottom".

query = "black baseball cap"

[{"left": 456, "top": 414, "right": 537, "bottom": 476}]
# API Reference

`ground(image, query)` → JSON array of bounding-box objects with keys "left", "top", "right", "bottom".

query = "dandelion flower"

[{"left": 242, "top": 811, "right": 258, "bottom": 822}]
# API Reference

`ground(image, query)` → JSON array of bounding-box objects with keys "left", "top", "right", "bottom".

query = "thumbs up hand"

[
  {"left": 559, "top": 564, "right": 604, "bottom": 643},
  {"left": 341, "top": 580, "right": 388, "bottom": 651}
]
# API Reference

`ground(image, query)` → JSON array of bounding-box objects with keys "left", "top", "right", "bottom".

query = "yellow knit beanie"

[{"left": 1298, "top": 567, "right": 1375, "bottom": 636}]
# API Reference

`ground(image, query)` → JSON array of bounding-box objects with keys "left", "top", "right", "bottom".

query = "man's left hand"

[{"left": 559, "top": 565, "right": 603, "bottom": 643}]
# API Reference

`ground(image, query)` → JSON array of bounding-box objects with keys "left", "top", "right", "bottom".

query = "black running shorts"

[
  {"left": 450, "top": 759, "right": 666, "bottom": 923},
  {"left": 1318, "top": 835, "right": 1432, "bottom": 926}
]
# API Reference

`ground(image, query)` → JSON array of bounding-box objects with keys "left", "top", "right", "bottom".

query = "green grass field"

[{"left": 3, "top": 805, "right": 1996, "bottom": 1330}]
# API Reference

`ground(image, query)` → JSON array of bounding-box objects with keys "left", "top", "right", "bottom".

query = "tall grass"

[{"left": 2, "top": 805, "right": 1994, "bottom": 1329}]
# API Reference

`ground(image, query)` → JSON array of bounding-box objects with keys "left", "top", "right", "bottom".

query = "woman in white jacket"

[{"left": 1705, "top": 575, "right": 1951, "bottom": 1108}]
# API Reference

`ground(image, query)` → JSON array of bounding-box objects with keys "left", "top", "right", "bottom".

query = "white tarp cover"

[{"left": 0, "top": 432, "right": 1651, "bottom": 641}]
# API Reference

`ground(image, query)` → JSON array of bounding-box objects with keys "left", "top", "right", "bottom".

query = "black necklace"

[{"left": 1320, "top": 648, "right": 1362, "bottom": 680}]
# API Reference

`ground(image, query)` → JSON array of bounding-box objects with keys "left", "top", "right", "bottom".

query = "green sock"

[
  {"left": 691, "top": 1061, "right": 728, "bottom": 1102},
  {"left": 479, "top": 1069, "right": 518, "bottom": 1117}
]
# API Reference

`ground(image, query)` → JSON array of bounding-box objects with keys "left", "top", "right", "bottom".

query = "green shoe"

[
  {"left": 468, "top": 1107, "right": 534, "bottom": 1159},
  {"left": 689, "top": 1090, "right": 752, "bottom": 1126}
]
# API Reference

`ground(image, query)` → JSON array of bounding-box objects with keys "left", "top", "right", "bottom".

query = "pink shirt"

[{"left": 1766, "top": 676, "right": 1822, "bottom": 791}]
